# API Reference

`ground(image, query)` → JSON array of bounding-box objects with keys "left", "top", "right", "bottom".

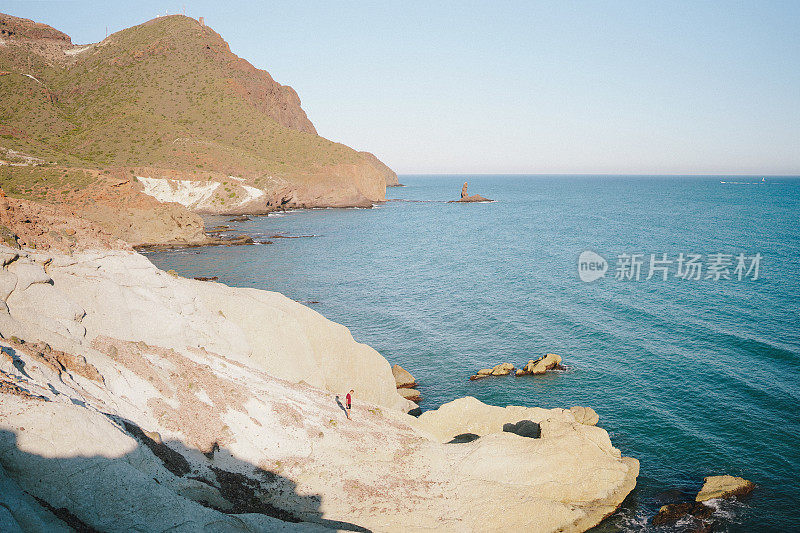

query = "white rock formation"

[
  {"left": 0, "top": 246, "right": 409, "bottom": 412},
  {"left": 137, "top": 176, "right": 266, "bottom": 212},
  {"left": 138, "top": 176, "right": 221, "bottom": 208},
  {"left": 0, "top": 245, "right": 638, "bottom": 532}
]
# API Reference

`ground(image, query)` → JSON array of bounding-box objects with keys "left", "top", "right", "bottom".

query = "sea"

[{"left": 145, "top": 175, "right": 800, "bottom": 532}]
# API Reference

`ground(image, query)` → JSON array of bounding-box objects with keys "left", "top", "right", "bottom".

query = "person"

[{"left": 345, "top": 389, "right": 353, "bottom": 418}]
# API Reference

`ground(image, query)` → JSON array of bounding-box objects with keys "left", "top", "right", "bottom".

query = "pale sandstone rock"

[
  {"left": 6, "top": 261, "right": 50, "bottom": 292},
  {"left": 490, "top": 362, "right": 514, "bottom": 375},
  {"left": 477, "top": 368, "right": 493, "bottom": 375},
  {"left": 570, "top": 406, "right": 600, "bottom": 426},
  {"left": 696, "top": 475, "right": 755, "bottom": 502},
  {"left": 0, "top": 462, "right": 71, "bottom": 532},
  {"left": 0, "top": 245, "right": 411, "bottom": 412},
  {"left": 0, "top": 246, "right": 638, "bottom": 532},
  {"left": 392, "top": 364, "right": 416, "bottom": 388},
  {"left": 398, "top": 387, "right": 421, "bottom": 403},
  {"left": 518, "top": 353, "right": 563, "bottom": 375}
]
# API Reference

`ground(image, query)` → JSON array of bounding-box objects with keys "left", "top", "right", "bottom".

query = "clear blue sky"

[{"left": 4, "top": 1, "right": 799, "bottom": 174}]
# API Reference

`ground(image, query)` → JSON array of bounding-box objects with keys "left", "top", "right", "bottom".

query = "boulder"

[
  {"left": 470, "top": 363, "right": 514, "bottom": 380},
  {"left": 490, "top": 362, "right": 514, "bottom": 376},
  {"left": 570, "top": 406, "right": 599, "bottom": 426},
  {"left": 696, "top": 475, "right": 755, "bottom": 502},
  {"left": 392, "top": 364, "right": 416, "bottom": 389},
  {"left": 398, "top": 387, "right": 421, "bottom": 403},
  {"left": 516, "top": 353, "right": 563, "bottom": 376}
]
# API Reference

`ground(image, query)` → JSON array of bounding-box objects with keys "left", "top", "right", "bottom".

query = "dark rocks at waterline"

[
  {"left": 205, "top": 225, "right": 231, "bottom": 234},
  {"left": 652, "top": 501, "right": 714, "bottom": 528},
  {"left": 652, "top": 475, "right": 755, "bottom": 530},
  {"left": 228, "top": 216, "right": 251, "bottom": 222},
  {"left": 219, "top": 235, "right": 255, "bottom": 246},
  {"left": 193, "top": 276, "right": 218, "bottom": 282}
]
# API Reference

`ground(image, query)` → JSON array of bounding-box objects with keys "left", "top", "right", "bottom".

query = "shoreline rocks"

[
  {"left": 392, "top": 364, "right": 421, "bottom": 403},
  {"left": 652, "top": 474, "right": 755, "bottom": 528}
]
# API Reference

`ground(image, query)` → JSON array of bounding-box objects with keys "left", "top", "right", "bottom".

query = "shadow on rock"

[
  {"left": 447, "top": 433, "right": 481, "bottom": 444},
  {"left": 0, "top": 426, "right": 371, "bottom": 532},
  {"left": 503, "top": 420, "right": 541, "bottom": 439}
]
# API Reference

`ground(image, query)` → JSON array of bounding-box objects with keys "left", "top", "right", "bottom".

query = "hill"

[{"left": 0, "top": 13, "right": 395, "bottom": 219}]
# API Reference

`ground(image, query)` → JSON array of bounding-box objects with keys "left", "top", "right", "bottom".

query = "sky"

[{"left": 4, "top": 1, "right": 799, "bottom": 175}]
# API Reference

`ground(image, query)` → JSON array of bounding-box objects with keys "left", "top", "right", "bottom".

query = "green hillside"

[{"left": 0, "top": 14, "right": 372, "bottom": 187}]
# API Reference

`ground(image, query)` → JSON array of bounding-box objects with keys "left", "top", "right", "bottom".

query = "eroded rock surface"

[
  {"left": 392, "top": 364, "right": 416, "bottom": 388},
  {"left": 516, "top": 353, "right": 564, "bottom": 375},
  {"left": 0, "top": 245, "right": 638, "bottom": 532}
]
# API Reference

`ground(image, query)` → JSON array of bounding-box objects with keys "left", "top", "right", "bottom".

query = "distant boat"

[{"left": 720, "top": 177, "right": 766, "bottom": 184}]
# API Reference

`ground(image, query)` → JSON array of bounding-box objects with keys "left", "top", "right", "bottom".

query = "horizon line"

[{"left": 395, "top": 172, "right": 800, "bottom": 177}]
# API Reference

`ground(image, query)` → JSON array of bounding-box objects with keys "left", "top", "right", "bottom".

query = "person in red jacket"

[{"left": 345, "top": 389, "right": 354, "bottom": 419}]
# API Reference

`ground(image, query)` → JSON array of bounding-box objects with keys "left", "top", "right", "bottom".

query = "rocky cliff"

[
  {"left": 360, "top": 151, "right": 401, "bottom": 187},
  {"left": 0, "top": 12, "right": 395, "bottom": 220},
  {"left": 0, "top": 244, "right": 638, "bottom": 532}
]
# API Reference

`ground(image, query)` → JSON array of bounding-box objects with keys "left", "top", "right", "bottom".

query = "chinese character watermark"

[{"left": 578, "top": 251, "right": 762, "bottom": 282}]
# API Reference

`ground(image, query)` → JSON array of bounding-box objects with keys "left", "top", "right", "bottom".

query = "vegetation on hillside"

[{"left": 0, "top": 15, "right": 364, "bottom": 185}]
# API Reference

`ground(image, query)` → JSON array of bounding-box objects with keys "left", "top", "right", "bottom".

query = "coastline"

[{"left": 0, "top": 242, "right": 638, "bottom": 531}]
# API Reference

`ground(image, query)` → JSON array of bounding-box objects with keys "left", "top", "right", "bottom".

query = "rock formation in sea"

[
  {"left": 0, "top": 243, "right": 639, "bottom": 532},
  {"left": 449, "top": 182, "right": 492, "bottom": 203},
  {"left": 470, "top": 362, "right": 515, "bottom": 380},
  {"left": 516, "top": 353, "right": 564, "bottom": 375},
  {"left": 696, "top": 475, "right": 755, "bottom": 502},
  {"left": 651, "top": 474, "right": 755, "bottom": 529}
]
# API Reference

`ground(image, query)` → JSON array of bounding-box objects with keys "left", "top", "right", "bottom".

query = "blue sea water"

[{"left": 146, "top": 175, "right": 800, "bottom": 532}]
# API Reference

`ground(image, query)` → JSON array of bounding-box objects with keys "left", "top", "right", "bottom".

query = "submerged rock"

[
  {"left": 696, "top": 475, "right": 755, "bottom": 502},
  {"left": 570, "top": 406, "right": 599, "bottom": 426},
  {"left": 652, "top": 501, "right": 713, "bottom": 527}
]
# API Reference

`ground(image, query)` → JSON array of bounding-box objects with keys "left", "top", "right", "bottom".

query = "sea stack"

[{"left": 450, "top": 182, "right": 492, "bottom": 203}]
